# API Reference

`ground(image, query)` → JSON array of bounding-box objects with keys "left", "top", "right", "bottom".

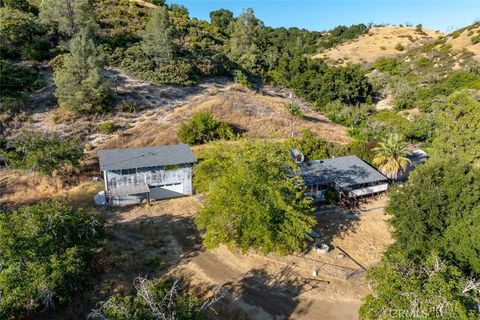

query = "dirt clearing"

[{"left": 87, "top": 195, "right": 392, "bottom": 320}]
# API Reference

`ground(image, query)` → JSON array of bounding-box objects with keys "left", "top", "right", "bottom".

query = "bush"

[
  {"left": 321, "top": 101, "right": 375, "bottom": 127},
  {"left": 0, "top": 200, "right": 104, "bottom": 318},
  {"left": 120, "top": 44, "right": 195, "bottom": 86},
  {"left": 98, "top": 121, "right": 118, "bottom": 134},
  {"left": 1, "top": 131, "right": 83, "bottom": 175},
  {"left": 234, "top": 69, "right": 252, "bottom": 88},
  {"left": 471, "top": 34, "right": 480, "bottom": 45},
  {"left": 374, "top": 57, "right": 403, "bottom": 74},
  {"left": 394, "top": 42, "right": 404, "bottom": 51},
  {"left": 118, "top": 101, "right": 139, "bottom": 113},
  {"left": 363, "top": 110, "right": 412, "bottom": 140},
  {"left": 0, "top": 60, "right": 44, "bottom": 100},
  {"left": 177, "top": 112, "right": 235, "bottom": 145},
  {"left": 0, "top": 7, "right": 47, "bottom": 59},
  {"left": 88, "top": 277, "right": 202, "bottom": 320},
  {"left": 294, "top": 129, "right": 345, "bottom": 160}
]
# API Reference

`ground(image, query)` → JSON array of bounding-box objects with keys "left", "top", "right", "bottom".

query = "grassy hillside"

[{"left": 314, "top": 26, "right": 441, "bottom": 64}]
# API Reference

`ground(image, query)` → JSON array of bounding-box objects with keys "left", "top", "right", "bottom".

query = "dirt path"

[{"left": 187, "top": 248, "right": 361, "bottom": 320}]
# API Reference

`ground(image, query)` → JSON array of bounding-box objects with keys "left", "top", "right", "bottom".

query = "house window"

[{"left": 121, "top": 168, "right": 136, "bottom": 175}]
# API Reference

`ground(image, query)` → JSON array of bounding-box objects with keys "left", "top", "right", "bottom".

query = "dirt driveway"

[{"left": 92, "top": 195, "right": 391, "bottom": 320}]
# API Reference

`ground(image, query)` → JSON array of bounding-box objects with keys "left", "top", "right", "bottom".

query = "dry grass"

[
  {"left": 447, "top": 25, "right": 480, "bottom": 61},
  {"left": 99, "top": 85, "right": 350, "bottom": 150},
  {"left": 0, "top": 169, "right": 103, "bottom": 209},
  {"left": 314, "top": 26, "right": 442, "bottom": 64}
]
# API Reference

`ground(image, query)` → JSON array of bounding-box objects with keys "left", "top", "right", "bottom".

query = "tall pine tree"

[
  {"left": 54, "top": 28, "right": 111, "bottom": 114},
  {"left": 40, "top": 0, "right": 94, "bottom": 37},
  {"left": 228, "top": 8, "right": 263, "bottom": 72},
  {"left": 141, "top": 5, "right": 174, "bottom": 67}
]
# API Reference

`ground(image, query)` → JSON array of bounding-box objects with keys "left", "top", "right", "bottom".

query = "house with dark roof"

[
  {"left": 291, "top": 150, "right": 389, "bottom": 202},
  {"left": 98, "top": 144, "right": 196, "bottom": 206}
]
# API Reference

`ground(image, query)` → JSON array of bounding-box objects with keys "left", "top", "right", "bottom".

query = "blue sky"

[{"left": 165, "top": 0, "right": 480, "bottom": 32}]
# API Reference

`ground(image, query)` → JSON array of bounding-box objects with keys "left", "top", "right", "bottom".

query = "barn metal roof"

[
  {"left": 98, "top": 144, "right": 196, "bottom": 171},
  {"left": 298, "top": 155, "right": 388, "bottom": 188}
]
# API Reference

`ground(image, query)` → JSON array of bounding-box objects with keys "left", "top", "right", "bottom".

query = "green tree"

[
  {"left": 385, "top": 156, "right": 480, "bottom": 264},
  {"left": 40, "top": 0, "right": 93, "bottom": 36},
  {"left": 177, "top": 112, "right": 235, "bottom": 145},
  {"left": 0, "top": 7, "right": 48, "bottom": 59},
  {"left": 0, "top": 0, "right": 36, "bottom": 13},
  {"left": 54, "top": 28, "right": 111, "bottom": 114},
  {"left": 141, "top": 5, "right": 174, "bottom": 67},
  {"left": 1, "top": 130, "right": 83, "bottom": 175},
  {"left": 0, "top": 200, "right": 104, "bottom": 318},
  {"left": 284, "top": 99, "right": 303, "bottom": 137},
  {"left": 195, "top": 141, "right": 315, "bottom": 254},
  {"left": 0, "top": 60, "right": 44, "bottom": 99},
  {"left": 432, "top": 91, "right": 480, "bottom": 162},
  {"left": 209, "top": 8, "right": 233, "bottom": 36},
  {"left": 360, "top": 253, "right": 480, "bottom": 320},
  {"left": 372, "top": 133, "right": 411, "bottom": 180},
  {"left": 228, "top": 8, "right": 263, "bottom": 71}
]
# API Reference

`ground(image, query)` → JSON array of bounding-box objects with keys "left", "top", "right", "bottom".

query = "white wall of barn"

[{"left": 105, "top": 164, "right": 193, "bottom": 195}]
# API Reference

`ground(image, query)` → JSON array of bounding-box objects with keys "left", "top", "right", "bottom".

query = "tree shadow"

[
  {"left": 45, "top": 210, "right": 205, "bottom": 319},
  {"left": 310, "top": 209, "right": 360, "bottom": 249},
  {"left": 225, "top": 264, "right": 313, "bottom": 320},
  {"left": 302, "top": 114, "right": 331, "bottom": 124}
]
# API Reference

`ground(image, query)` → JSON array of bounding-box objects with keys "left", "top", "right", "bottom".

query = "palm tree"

[{"left": 373, "top": 134, "right": 412, "bottom": 180}]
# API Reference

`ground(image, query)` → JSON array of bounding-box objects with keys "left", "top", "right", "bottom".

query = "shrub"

[
  {"left": 394, "top": 42, "right": 404, "bottom": 51},
  {"left": 321, "top": 101, "right": 375, "bottom": 127},
  {"left": 363, "top": 110, "right": 412, "bottom": 140},
  {"left": 0, "top": 7, "right": 47, "bottom": 59},
  {"left": 294, "top": 129, "right": 345, "bottom": 160},
  {"left": 415, "top": 56, "right": 433, "bottom": 69},
  {"left": 177, "top": 112, "right": 235, "bottom": 145},
  {"left": 1, "top": 131, "right": 83, "bottom": 175},
  {"left": 0, "top": 200, "right": 104, "bottom": 318},
  {"left": 88, "top": 277, "right": 202, "bottom": 320},
  {"left": 0, "top": 60, "right": 44, "bottom": 100},
  {"left": 374, "top": 57, "right": 403, "bottom": 75},
  {"left": 118, "top": 101, "right": 139, "bottom": 113},
  {"left": 234, "top": 69, "right": 252, "bottom": 88},
  {"left": 471, "top": 34, "right": 480, "bottom": 45},
  {"left": 98, "top": 121, "right": 118, "bottom": 134}
]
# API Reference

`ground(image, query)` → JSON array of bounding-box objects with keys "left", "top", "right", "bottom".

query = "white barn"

[{"left": 98, "top": 144, "right": 196, "bottom": 206}]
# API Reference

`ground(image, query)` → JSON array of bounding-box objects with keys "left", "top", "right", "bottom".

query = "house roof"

[
  {"left": 298, "top": 155, "right": 388, "bottom": 188},
  {"left": 98, "top": 144, "right": 196, "bottom": 171}
]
